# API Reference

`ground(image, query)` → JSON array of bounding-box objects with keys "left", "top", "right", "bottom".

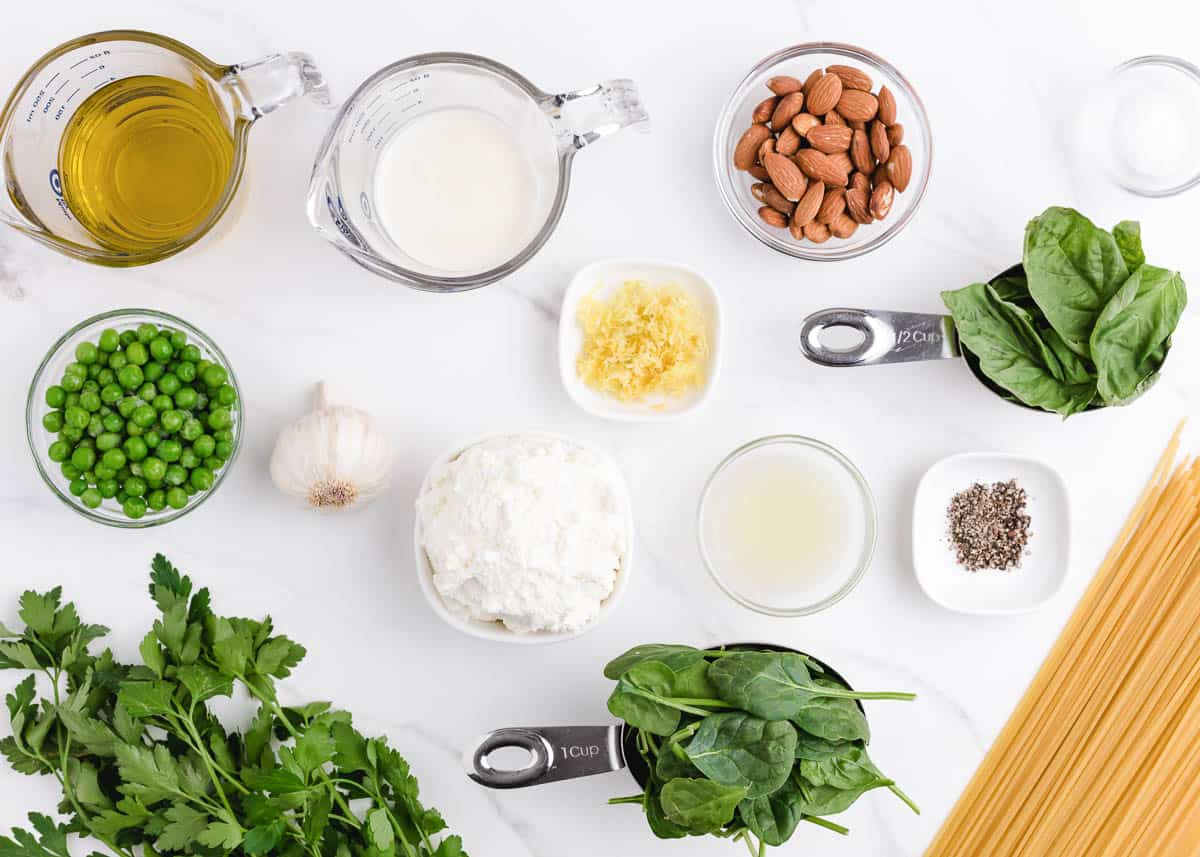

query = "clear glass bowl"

[
  {"left": 697, "top": 435, "right": 877, "bottom": 616},
  {"left": 713, "top": 43, "right": 932, "bottom": 261},
  {"left": 26, "top": 309, "right": 243, "bottom": 528}
]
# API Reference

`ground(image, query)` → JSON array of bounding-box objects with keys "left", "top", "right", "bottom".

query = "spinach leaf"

[
  {"left": 791, "top": 681, "right": 870, "bottom": 743},
  {"left": 603, "top": 645, "right": 704, "bottom": 679},
  {"left": 659, "top": 778, "right": 746, "bottom": 834},
  {"left": 1023, "top": 206, "right": 1130, "bottom": 355},
  {"left": 738, "top": 780, "right": 804, "bottom": 847},
  {"left": 794, "top": 734, "right": 857, "bottom": 761},
  {"left": 607, "top": 664, "right": 682, "bottom": 737},
  {"left": 656, "top": 743, "right": 701, "bottom": 782},
  {"left": 1113, "top": 220, "right": 1145, "bottom": 270},
  {"left": 799, "top": 743, "right": 886, "bottom": 789},
  {"left": 708, "top": 652, "right": 913, "bottom": 721},
  {"left": 644, "top": 787, "right": 688, "bottom": 839},
  {"left": 942, "top": 282, "right": 1096, "bottom": 416},
  {"left": 685, "top": 713, "right": 797, "bottom": 798},
  {"left": 1090, "top": 264, "right": 1187, "bottom": 404},
  {"left": 794, "top": 776, "right": 891, "bottom": 816}
]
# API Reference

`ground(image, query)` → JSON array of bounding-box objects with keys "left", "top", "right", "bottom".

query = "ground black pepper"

[{"left": 946, "top": 479, "right": 1031, "bottom": 571}]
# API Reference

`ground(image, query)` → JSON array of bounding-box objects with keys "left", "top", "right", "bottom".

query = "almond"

[
  {"left": 801, "top": 68, "right": 824, "bottom": 97},
  {"left": 830, "top": 213, "right": 858, "bottom": 239},
  {"left": 804, "top": 221, "right": 831, "bottom": 243},
  {"left": 750, "top": 182, "right": 768, "bottom": 203},
  {"left": 878, "top": 85, "right": 897, "bottom": 125},
  {"left": 887, "top": 145, "right": 912, "bottom": 192},
  {"left": 767, "top": 75, "right": 803, "bottom": 95},
  {"left": 846, "top": 187, "right": 872, "bottom": 224},
  {"left": 850, "top": 171, "right": 870, "bottom": 194},
  {"left": 791, "top": 112, "right": 821, "bottom": 138},
  {"left": 837, "top": 89, "right": 878, "bottom": 122},
  {"left": 850, "top": 129, "right": 874, "bottom": 174},
  {"left": 763, "top": 152, "right": 809, "bottom": 201},
  {"left": 748, "top": 164, "right": 769, "bottom": 181},
  {"left": 789, "top": 218, "right": 806, "bottom": 241},
  {"left": 762, "top": 183, "right": 797, "bottom": 215},
  {"left": 758, "top": 136, "right": 776, "bottom": 163},
  {"left": 869, "top": 121, "right": 891, "bottom": 163},
  {"left": 848, "top": 118, "right": 866, "bottom": 131},
  {"left": 752, "top": 96, "right": 779, "bottom": 124},
  {"left": 872, "top": 162, "right": 890, "bottom": 187},
  {"left": 776, "top": 125, "right": 802, "bottom": 156},
  {"left": 826, "top": 64, "right": 873, "bottom": 92},
  {"left": 771, "top": 91, "right": 806, "bottom": 131},
  {"left": 886, "top": 122, "right": 905, "bottom": 147},
  {"left": 806, "top": 73, "right": 843, "bottom": 115},
  {"left": 824, "top": 110, "right": 846, "bottom": 126},
  {"left": 795, "top": 149, "right": 848, "bottom": 186},
  {"left": 817, "top": 186, "right": 846, "bottom": 223},
  {"left": 828, "top": 152, "right": 853, "bottom": 181},
  {"left": 792, "top": 181, "right": 824, "bottom": 227},
  {"left": 869, "top": 180, "right": 895, "bottom": 220},
  {"left": 734, "top": 124, "right": 772, "bottom": 170},
  {"left": 758, "top": 205, "right": 788, "bottom": 228},
  {"left": 807, "top": 124, "right": 853, "bottom": 154}
]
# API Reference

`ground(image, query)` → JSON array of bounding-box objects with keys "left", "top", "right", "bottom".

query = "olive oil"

[{"left": 58, "top": 75, "right": 234, "bottom": 252}]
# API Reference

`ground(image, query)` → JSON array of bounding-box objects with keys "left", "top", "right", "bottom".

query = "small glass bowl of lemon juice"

[{"left": 698, "top": 436, "right": 877, "bottom": 616}]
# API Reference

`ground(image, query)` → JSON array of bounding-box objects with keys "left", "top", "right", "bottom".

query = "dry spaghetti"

[{"left": 926, "top": 422, "right": 1200, "bottom": 857}]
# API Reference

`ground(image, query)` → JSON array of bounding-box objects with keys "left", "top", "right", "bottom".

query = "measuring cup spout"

[
  {"left": 542, "top": 80, "right": 650, "bottom": 153},
  {"left": 224, "top": 52, "right": 330, "bottom": 120}
]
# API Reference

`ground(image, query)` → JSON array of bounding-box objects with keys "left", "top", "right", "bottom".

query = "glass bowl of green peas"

[{"left": 26, "top": 309, "right": 243, "bottom": 527}]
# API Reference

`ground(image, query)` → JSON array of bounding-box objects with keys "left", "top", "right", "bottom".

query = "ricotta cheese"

[{"left": 416, "top": 435, "right": 627, "bottom": 634}]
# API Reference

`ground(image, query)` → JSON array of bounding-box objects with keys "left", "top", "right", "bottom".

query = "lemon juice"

[{"left": 58, "top": 75, "right": 234, "bottom": 252}]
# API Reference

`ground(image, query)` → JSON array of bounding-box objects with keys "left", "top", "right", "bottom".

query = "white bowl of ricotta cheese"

[{"left": 414, "top": 432, "right": 634, "bottom": 643}]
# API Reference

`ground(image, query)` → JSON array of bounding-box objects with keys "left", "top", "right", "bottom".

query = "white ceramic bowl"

[
  {"left": 912, "top": 452, "right": 1070, "bottom": 615},
  {"left": 558, "top": 259, "right": 722, "bottom": 421},
  {"left": 413, "top": 432, "right": 635, "bottom": 643}
]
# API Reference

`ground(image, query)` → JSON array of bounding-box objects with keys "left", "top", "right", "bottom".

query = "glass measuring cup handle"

[
  {"left": 799, "top": 308, "right": 961, "bottom": 366},
  {"left": 224, "top": 52, "right": 331, "bottom": 120},
  {"left": 542, "top": 80, "right": 650, "bottom": 152}
]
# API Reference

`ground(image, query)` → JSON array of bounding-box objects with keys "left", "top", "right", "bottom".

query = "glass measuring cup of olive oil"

[{"left": 0, "top": 31, "right": 328, "bottom": 266}]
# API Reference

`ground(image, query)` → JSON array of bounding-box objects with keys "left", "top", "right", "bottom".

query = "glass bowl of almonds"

[{"left": 714, "top": 43, "right": 931, "bottom": 260}]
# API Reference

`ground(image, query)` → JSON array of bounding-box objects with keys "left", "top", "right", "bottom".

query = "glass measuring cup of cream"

[
  {"left": 0, "top": 30, "right": 328, "bottom": 266},
  {"left": 698, "top": 436, "right": 877, "bottom": 616},
  {"left": 306, "top": 53, "right": 649, "bottom": 292}
]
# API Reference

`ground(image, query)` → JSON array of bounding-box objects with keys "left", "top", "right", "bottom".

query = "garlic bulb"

[{"left": 269, "top": 382, "right": 395, "bottom": 511}]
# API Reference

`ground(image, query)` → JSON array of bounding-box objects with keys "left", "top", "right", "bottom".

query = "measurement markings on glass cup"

[
  {"left": 344, "top": 72, "right": 427, "bottom": 148},
  {"left": 24, "top": 50, "right": 111, "bottom": 124}
]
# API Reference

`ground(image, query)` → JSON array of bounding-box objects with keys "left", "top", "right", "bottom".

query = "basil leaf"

[
  {"left": 1113, "top": 220, "right": 1146, "bottom": 270},
  {"left": 1091, "top": 264, "right": 1187, "bottom": 405},
  {"left": 1023, "top": 206, "right": 1130, "bottom": 355}
]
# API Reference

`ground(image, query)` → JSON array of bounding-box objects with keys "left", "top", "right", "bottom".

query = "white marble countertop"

[{"left": 2, "top": 1, "right": 1199, "bottom": 855}]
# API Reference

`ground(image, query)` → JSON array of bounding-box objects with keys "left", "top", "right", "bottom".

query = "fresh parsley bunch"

[
  {"left": 603, "top": 644, "right": 917, "bottom": 855},
  {"left": 0, "top": 554, "right": 466, "bottom": 857}
]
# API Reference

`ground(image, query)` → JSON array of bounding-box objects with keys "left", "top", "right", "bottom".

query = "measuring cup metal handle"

[
  {"left": 800, "top": 308, "right": 961, "bottom": 367},
  {"left": 543, "top": 80, "right": 650, "bottom": 151},
  {"left": 226, "top": 52, "right": 331, "bottom": 119},
  {"left": 466, "top": 725, "right": 625, "bottom": 789}
]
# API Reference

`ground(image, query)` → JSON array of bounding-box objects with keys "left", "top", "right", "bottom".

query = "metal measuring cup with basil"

[
  {"left": 800, "top": 207, "right": 1187, "bottom": 417},
  {"left": 468, "top": 643, "right": 917, "bottom": 852}
]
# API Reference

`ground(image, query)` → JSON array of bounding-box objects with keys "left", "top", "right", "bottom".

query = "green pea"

[
  {"left": 144, "top": 361, "right": 165, "bottom": 382},
  {"left": 116, "top": 397, "right": 138, "bottom": 418},
  {"left": 125, "top": 341, "right": 148, "bottom": 366},
  {"left": 143, "top": 430, "right": 161, "bottom": 449},
  {"left": 128, "top": 461, "right": 142, "bottom": 478},
  {"left": 193, "top": 391, "right": 209, "bottom": 411},
  {"left": 160, "top": 410, "right": 184, "bottom": 433},
  {"left": 135, "top": 382, "right": 157, "bottom": 401},
  {"left": 70, "top": 446, "right": 96, "bottom": 470},
  {"left": 192, "top": 435, "right": 216, "bottom": 458},
  {"left": 152, "top": 394, "right": 173, "bottom": 413},
  {"left": 42, "top": 411, "right": 64, "bottom": 432},
  {"left": 64, "top": 392, "right": 80, "bottom": 408},
  {"left": 102, "top": 413, "right": 123, "bottom": 433},
  {"left": 181, "top": 345, "right": 202, "bottom": 363},
  {"left": 115, "top": 491, "right": 128, "bottom": 505},
  {"left": 101, "top": 448, "right": 127, "bottom": 471},
  {"left": 65, "top": 406, "right": 89, "bottom": 429},
  {"left": 117, "top": 364, "right": 144, "bottom": 390},
  {"left": 175, "top": 362, "right": 196, "bottom": 383},
  {"left": 179, "top": 448, "right": 199, "bottom": 469},
  {"left": 184, "top": 483, "right": 198, "bottom": 496},
  {"left": 98, "top": 329, "right": 120, "bottom": 352},
  {"left": 158, "top": 373, "right": 181, "bottom": 395},
  {"left": 124, "top": 477, "right": 147, "bottom": 497},
  {"left": 213, "top": 429, "right": 234, "bottom": 443},
  {"left": 201, "top": 365, "right": 227, "bottom": 388},
  {"left": 174, "top": 387, "right": 198, "bottom": 409},
  {"left": 164, "top": 464, "right": 187, "bottom": 486},
  {"left": 47, "top": 441, "right": 70, "bottom": 462},
  {"left": 95, "top": 432, "right": 121, "bottom": 451},
  {"left": 100, "top": 383, "right": 123, "bottom": 405},
  {"left": 189, "top": 467, "right": 214, "bottom": 491},
  {"left": 122, "top": 497, "right": 147, "bottom": 520},
  {"left": 159, "top": 440, "right": 183, "bottom": 463},
  {"left": 45, "top": 386, "right": 66, "bottom": 408},
  {"left": 146, "top": 337, "right": 170, "bottom": 361},
  {"left": 168, "top": 330, "right": 187, "bottom": 350},
  {"left": 207, "top": 408, "right": 232, "bottom": 431},
  {"left": 60, "top": 426, "right": 83, "bottom": 443},
  {"left": 97, "top": 368, "right": 115, "bottom": 386},
  {"left": 87, "top": 363, "right": 102, "bottom": 379},
  {"left": 136, "top": 323, "right": 157, "bottom": 344},
  {"left": 87, "top": 415, "right": 104, "bottom": 437},
  {"left": 203, "top": 456, "right": 223, "bottom": 471},
  {"left": 79, "top": 390, "right": 101, "bottom": 412},
  {"left": 131, "top": 404, "right": 156, "bottom": 428},
  {"left": 123, "top": 436, "right": 148, "bottom": 462},
  {"left": 166, "top": 487, "right": 188, "bottom": 509},
  {"left": 60, "top": 372, "right": 83, "bottom": 392},
  {"left": 80, "top": 488, "right": 102, "bottom": 509},
  {"left": 75, "top": 341, "right": 99, "bottom": 364},
  {"left": 93, "top": 464, "right": 116, "bottom": 481},
  {"left": 64, "top": 362, "right": 88, "bottom": 378},
  {"left": 98, "top": 479, "right": 119, "bottom": 499},
  {"left": 61, "top": 462, "right": 81, "bottom": 480},
  {"left": 107, "top": 351, "right": 127, "bottom": 370},
  {"left": 214, "top": 441, "right": 234, "bottom": 461},
  {"left": 215, "top": 384, "right": 237, "bottom": 406},
  {"left": 180, "top": 417, "right": 203, "bottom": 442},
  {"left": 147, "top": 490, "right": 167, "bottom": 511},
  {"left": 141, "top": 457, "right": 167, "bottom": 482},
  {"left": 69, "top": 478, "right": 87, "bottom": 497},
  {"left": 126, "top": 421, "right": 144, "bottom": 437}
]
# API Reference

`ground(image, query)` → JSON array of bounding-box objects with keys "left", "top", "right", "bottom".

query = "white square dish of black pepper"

[{"left": 912, "top": 452, "right": 1071, "bottom": 615}]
